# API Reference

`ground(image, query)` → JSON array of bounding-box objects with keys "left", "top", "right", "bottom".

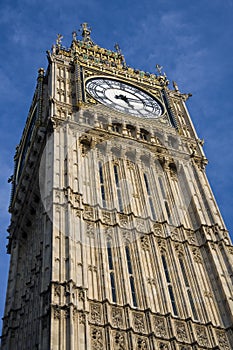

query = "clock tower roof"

[{"left": 49, "top": 23, "right": 169, "bottom": 88}]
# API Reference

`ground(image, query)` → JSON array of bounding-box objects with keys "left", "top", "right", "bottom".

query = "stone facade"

[{"left": 1, "top": 24, "right": 233, "bottom": 349}]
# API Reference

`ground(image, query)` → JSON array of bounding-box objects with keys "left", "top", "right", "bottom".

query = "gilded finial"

[
  {"left": 72, "top": 31, "right": 77, "bottom": 41},
  {"left": 56, "top": 34, "right": 63, "bottom": 47},
  {"left": 114, "top": 43, "right": 126, "bottom": 67},
  {"left": 173, "top": 81, "right": 180, "bottom": 92},
  {"left": 114, "top": 43, "right": 121, "bottom": 55},
  {"left": 80, "top": 23, "right": 94, "bottom": 45},
  {"left": 156, "top": 64, "right": 163, "bottom": 75}
]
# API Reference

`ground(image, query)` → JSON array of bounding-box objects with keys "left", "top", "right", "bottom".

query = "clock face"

[{"left": 86, "top": 78, "right": 163, "bottom": 118}]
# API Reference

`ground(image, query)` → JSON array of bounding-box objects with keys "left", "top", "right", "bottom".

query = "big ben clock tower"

[{"left": 1, "top": 23, "right": 233, "bottom": 349}]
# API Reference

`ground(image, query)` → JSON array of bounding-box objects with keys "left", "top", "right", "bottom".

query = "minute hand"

[{"left": 126, "top": 97, "right": 153, "bottom": 108}]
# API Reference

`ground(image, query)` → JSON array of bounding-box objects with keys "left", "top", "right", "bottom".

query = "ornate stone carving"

[
  {"left": 222, "top": 231, "right": 230, "bottom": 245},
  {"left": 86, "top": 221, "right": 95, "bottom": 237},
  {"left": 147, "top": 277, "right": 156, "bottom": 285},
  {"left": 63, "top": 307, "right": 70, "bottom": 319},
  {"left": 83, "top": 205, "right": 95, "bottom": 220},
  {"left": 136, "top": 218, "right": 146, "bottom": 232},
  {"left": 195, "top": 325, "right": 209, "bottom": 347},
  {"left": 88, "top": 265, "right": 97, "bottom": 273},
  {"left": 79, "top": 311, "right": 86, "bottom": 324},
  {"left": 186, "top": 229, "right": 196, "bottom": 244},
  {"left": 174, "top": 243, "right": 184, "bottom": 255},
  {"left": 102, "top": 211, "right": 112, "bottom": 224},
  {"left": 105, "top": 226, "right": 114, "bottom": 238},
  {"left": 154, "top": 316, "right": 167, "bottom": 337},
  {"left": 53, "top": 306, "right": 61, "bottom": 319},
  {"left": 90, "top": 303, "right": 101, "bottom": 324},
  {"left": 133, "top": 312, "right": 145, "bottom": 333},
  {"left": 192, "top": 248, "right": 202, "bottom": 263},
  {"left": 122, "top": 230, "right": 131, "bottom": 242},
  {"left": 73, "top": 308, "right": 78, "bottom": 320},
  {"left": 112, "top": 307, "right": 123, "bottom": 328},
  {"left": 118, "top": 214, "right": 128, "bottom": 227},
  {"left": 175, "top": 321, "right": 188, "bottom": 342},
  {"left": 158, "top": 342, "right": 169, "bottom": 349},
  {"left": 113, "top": 331, "right": 125, "bottom": 349},
  {"left": 210, "top": 242, "right": 217, "bottom": 251},
  {"left": 157, "top": 238, "right": 166, "bottom": 251},
  {"left": 75, "top": 208, "right": 81, "bottom": 217},
  {"left": 54, "top": 283, "right": 61, "bottom": 297},
  {"left": 216, "top": 330, "right": 230, "bottom": 350},
  {"left": 170, "top": 228, "right": 179, "bottom": 240},
  {"left": 153, "top": 223, "right": 162, "bottom": 236},
  {"left": 203, "top": 226, "right": 212, "bottom": 240},
  {"left": 64, "top": 187, "right": 81, "bottom": 208},
  {"left": 91, "top": 327, "right": 103, "bottom": 349},
  {"left": 136, "top": 336, "right": 148, "bottom": 349},
  {"left": 78, "top": 288, "right": 86, "bottom": 301},
  {"left": 140, "top": 235, "right": 150, "bottom": 251},
  {"left": 204, "top": 290, "right": 213, "bottom": 299}
]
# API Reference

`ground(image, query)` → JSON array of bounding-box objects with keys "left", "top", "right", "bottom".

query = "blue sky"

[{"left": 0, "top": 0, "right": 233, "bottom": 325}]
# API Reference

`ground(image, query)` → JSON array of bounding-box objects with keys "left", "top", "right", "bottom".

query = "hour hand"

[{"left": 115, "top": 94, "right": 129, "bottom": 104}]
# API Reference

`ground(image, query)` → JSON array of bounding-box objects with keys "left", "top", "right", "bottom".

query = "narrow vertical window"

[
  {"left": 161, "top": 254, "right": 178, "bottom": 316},
  {"left": 125, "top": 246, "right": 133, "bottom": 274},
  {"left": 107, "top": 241, "right": 117, "bottom": 303},
  {"left": 107, "top": 242, "right": 113, "bottom": 270},
  {"left": 125, "top": 245, "right": 138, "bottom": 307},
  {"left": 110, "top": 272, "right": 117, "bottom": 303},
  {"left": 158, "top": 177, "right": 166, "bottom": 198},
  {"left": 159, "top": 177, "right": 172, "bottom": 223},
  {"left": 179, "top": 257, "right": 198, "bottom": 320},
  {"left": 99, "top": 162, "right": 106, "bottom": 208},
  {"left": 114, "top": 164, "right": 123, "bottom": 212},
  {"left": 168, "top": 285, "right": 178, "bottom": 316},
  {"left": 162, "top": 255, "right": 171, "bottom": 283},
  {"left": 179, "top": 258, "right": 189, "bottom": 287},
  {"left": 187, "top": 289, "right": 198, "bottom": 320},
  {"left": 165, "top": 201, "right": 171, "bottom": 220},
  {"left": 114, "top": 165, "right": 119, "bottom": 186},
  {"left": 144, "top": 173, "right": 151, "bottom": 195},
  {"left": 149, "top": 197, "right": 156, "bottom": 221},
  {"left": 144, "top": 173, "right": 156, "bottom": 220},
  {"left": 130, "top": 276, "right": 138, "bottom": 307}
]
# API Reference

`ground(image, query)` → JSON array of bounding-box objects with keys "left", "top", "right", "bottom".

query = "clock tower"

[{"left": 1, "top": 23, "right": 233, "bottom": 349}]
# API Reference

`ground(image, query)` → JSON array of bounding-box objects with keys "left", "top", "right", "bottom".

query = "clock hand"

[
  {"left": 115, "top": 94, "right": 129, "bottom": 104},
  {"left": 125, "top": 97, "right": 142, "bottom": 103}
]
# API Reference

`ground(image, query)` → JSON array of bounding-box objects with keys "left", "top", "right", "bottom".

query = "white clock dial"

[{"left": 86, "top": 78, "right": 163, "bottom": 118}]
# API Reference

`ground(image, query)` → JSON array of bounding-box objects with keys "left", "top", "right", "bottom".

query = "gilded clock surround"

[{"left": 1, "top": 23, "right": 233, "bottom": 350}]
